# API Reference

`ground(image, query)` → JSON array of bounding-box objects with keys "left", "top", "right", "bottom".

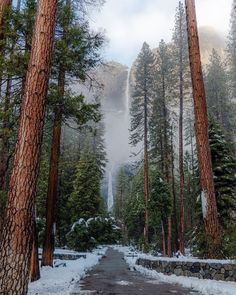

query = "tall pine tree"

[{"left": 130, "top": 42, "right": 155, "bottom": 249}]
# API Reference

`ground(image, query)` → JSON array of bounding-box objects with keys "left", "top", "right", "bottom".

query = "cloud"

[
  {"left": 90, "top": 0, "right": 232, "bottom": 66},
  {"left": 196, "top": 0, "right": 231, "bottom": 34}
]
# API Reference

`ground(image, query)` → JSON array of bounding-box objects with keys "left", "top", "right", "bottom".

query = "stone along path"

[{"left": 71, "top": 248, "right": 202, "bottom": 295}]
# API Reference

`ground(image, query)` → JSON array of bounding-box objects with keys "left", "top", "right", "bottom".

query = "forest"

[{"left": 0, "top": 0, "right": 235, "bottom": 294}]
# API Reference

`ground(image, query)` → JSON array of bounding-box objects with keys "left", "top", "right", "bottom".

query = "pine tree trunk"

[
  {"left": 30, "top": 217, "right": 40, "bottom": 282},
  {"left": 170, "top": 127, "right": 179, "bottom": 252},
  {"left": 185, "top": 0, "right": 221, "bottom": 258},
  {"left": 143, "top": 91, "right": 149, "bottom": 250},
  {"left": 42, "top": 69, "right": 64, "bottom": 267},
  {"left": 167, "top": 216, "right": 172, "bottom": 257},
  {"left": 179, "top": 15, "right": 185, "bottom": 255},
  {"left": 0, "top": 1, "right": 57, "bottom": 293},
  {"left": 0, "top": 0, "right": 11, "bottom": 42}
]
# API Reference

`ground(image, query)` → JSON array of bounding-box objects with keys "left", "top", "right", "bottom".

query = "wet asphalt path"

[{"left": 70, "top": 248, "right": 202, "bottom": 295}]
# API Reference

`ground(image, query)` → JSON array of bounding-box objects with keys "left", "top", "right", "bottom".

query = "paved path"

[{"left": 71, "top": 248, "right": 202, "bottom": 295}]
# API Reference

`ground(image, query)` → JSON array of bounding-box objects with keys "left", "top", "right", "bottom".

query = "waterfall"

[
  {"left": 106, "top": 68, "right": 130, "bottom": 212},
  {"left": 124, "top": 69, "right": 130, "bottom": 130},
  {"left": 107, "top": 170, "right": 114, "bottom": 212}
]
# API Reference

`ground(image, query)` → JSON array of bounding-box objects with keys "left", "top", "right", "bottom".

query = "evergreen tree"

[
  {"left": 0, "top": 1, "right": 58, "bottom": 292},
  {"left": 227, "top": 0, "right": 236, "bottom": 100},
  {"left": 190, "top": 119, "right": 236, "bottom": 257},
  {"left": 124, "top": 166, "right": 145, "bottom": 246},
  {"left": 114, "top": 166, "right": 130, "bottom": 222},
  {"left": 0, "top": 1, "right": 37, "bottom": 193},
  {"left": 42, "top": 0, "right": 104, "bottom": 266},
  {"left": 185, "top": 0, "right": 221, "bottom": 258},
  {"left": 150, "top": 40, "right": 172, "bottom": 181},
  {"left": 205, "top": 49, "right": 234, "bottom": 139},
  {"left": 68, "top": 146, "right": 103, "bottom": 221},
  {"left": 149, "top": 168, "right": 172, "bottom": 255},
  {"left": 149, "top": 39, "right": 173, "bottom": 254},
  {"left": 208, "top": 119, "right": 236, "bottom": 236},
  {"left": 130, "top": 42, "right": 155, "bottom": 248},
  {"left": 172, "top": 1, "right": 191, "bottom": 254}
]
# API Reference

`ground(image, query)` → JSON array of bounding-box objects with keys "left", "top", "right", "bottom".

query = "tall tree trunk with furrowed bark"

[
  {"left": 167, "top": 216, "right": 172, "bottom": 257},
  {"left": 0, "top": 1, "right": 58, "bottom": 293},
  {"left": 185, "top": 0, "right": 221, "bottom": 258},
  {"left": 42, "top": 0, "right": 71, "bottom": 266},
  {"left": 42, "top": 68, "right": 65, "bottom": 267},
  {"left": 170, "top": 126, "right": 178, "bottom": 252},
  {"left": 30, "top": 215, "right": 40, "bottom": 282},
  {"left": 0, "top": 0, "right": 11, "bottom": 47}
]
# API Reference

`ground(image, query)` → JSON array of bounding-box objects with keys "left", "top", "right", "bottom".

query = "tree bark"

[
  {"left": 167, "top": 216, "right": 172, "bottom": 257},
  {"left": 170, "top": 126, "right": 179, "bottom": 252},
  {"left": 42, "top": 69, "right": 64, "bottom": 267},
  {"left": 0, "top": 1, "right": 57, "bottom": 293},
  {"left": 185, "top": 0, "right": 221, "bottom": 258},
  {"left": 178, "top": 9, "right": 185, "bottom": 255},
  {"left": 30, "top": 216, "right": 40, "bottom": 282},
  {"left": 0, "top": 0, "right": 11, "bottom": 43}
]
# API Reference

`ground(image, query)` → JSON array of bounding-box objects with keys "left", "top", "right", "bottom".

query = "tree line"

[
  {"left": 115, "top": 0, "right": 236, "bottom": 259},
  {"left": 0, "top": 0, "right": 109, "bottom": 293}
]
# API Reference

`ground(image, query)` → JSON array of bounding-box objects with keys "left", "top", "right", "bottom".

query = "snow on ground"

[
  {"left": 28, "top": 247, "right": 107, "bottom": 295},
  {"left": 136, "top": 253, "right": 236, "bottom": 265},
  {"left": 38, "top": 248, "right": 86, "bottom": 256},
  {"left": 114, "top": 246, "right": 236, "bottom": 295}
]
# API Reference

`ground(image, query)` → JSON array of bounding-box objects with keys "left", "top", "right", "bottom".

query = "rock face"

[
  {"left": 97, "top": 62, "right": 129, "bottom": 111},
  {"left": 199, "top": 26, "right": 226, "bottom": 65},
  {"left": 137, "top": 258, "right": 236, "bottom": 282}
]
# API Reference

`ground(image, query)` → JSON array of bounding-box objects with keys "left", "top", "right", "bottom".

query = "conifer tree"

[
  {"left": 150, "top": 39, "right": 173, "bottom": 254},
  {"left": 190, "top": 119, "right": 236, "bottom": 257},
  {"left": 149, "top": 169, "right": 172, "bottom": 255},
  {"left": 130, "top": 42, "right": 155, "bottom": 249},
  {"left": 68, "top": 145, "right": 102, "bottom": 222},
  {"left": 205, "top": 49, "right": 234, "bottom": 140},
  {"left": 0, "top": 0, "right": 37, "bottom": 195},
  {"left": 228, "top": 0, "right": 236, "bottom": 100},
  {"left": 185, "top": 0, "right": 221, "bottom": 258},
  {"left": 124, "top": 166, "right": 145, "bottom": 244},
  {"left": 208, "top": 119, "right": 236, "bottom": 236},
  {"left": 42, "top": 0, "right": 104, "bottom": 266},
  {"left": 0, "top": 0, "right": 58, "bottom": 293},
  {"left": 172, "top": 1, "right": 190, "bottom": 255}
]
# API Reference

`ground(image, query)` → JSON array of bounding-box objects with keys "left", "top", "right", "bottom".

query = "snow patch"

[
  {"left": 28, "top": 247, "right": 107, "bottom": 295},
  {"left": 115, "top": 246, "right": 236, "bottom": 295},
  {"left": 116, "top": 280, "right": 133, "bottom": 286}
]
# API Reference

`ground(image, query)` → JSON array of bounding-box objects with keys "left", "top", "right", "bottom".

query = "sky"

[{"left": 90, "top": 0, "right": 232, "bottom": 66}]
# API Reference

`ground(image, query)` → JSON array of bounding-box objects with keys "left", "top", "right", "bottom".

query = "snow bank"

[
  {"left": 28, "top": 247, "right": 107, "bottom": 295},
  {"left": 113, "top": 245, "right": 235, "bottom": 264},
  {"left": 115, "top": 246, "right": 236, "bottom": 295}
]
